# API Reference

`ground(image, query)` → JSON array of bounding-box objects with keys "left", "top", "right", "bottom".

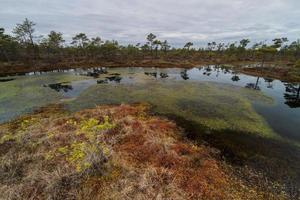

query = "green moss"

[
  {"left": 80, "top": 117, "right": 115, "bottom": 134},
  {"left": 0, "top": 132, "right": 14, "bottom": 144},
  {"left": 46, "top": 116, "right": 114, "bottom": 172}
]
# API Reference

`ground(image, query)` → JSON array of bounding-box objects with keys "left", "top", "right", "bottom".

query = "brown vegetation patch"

[{"left": 0, "top": 104, "right": 287, "bottom": 199}]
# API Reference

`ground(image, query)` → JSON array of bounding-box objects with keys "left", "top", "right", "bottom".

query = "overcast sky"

[{"left": 1, "top": 0, "right": 299, "bottom": 46}]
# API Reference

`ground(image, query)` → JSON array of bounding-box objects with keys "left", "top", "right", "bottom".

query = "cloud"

[{"left": 1, "top": 0, "right": 299, "bottom": 46}]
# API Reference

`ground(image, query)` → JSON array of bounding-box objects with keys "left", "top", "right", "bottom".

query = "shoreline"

[{"left": 1, "top": 59, "right": 299, "bottom": 82}]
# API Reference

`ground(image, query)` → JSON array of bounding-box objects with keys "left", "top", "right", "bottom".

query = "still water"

[{"left": 1, "top": 66, "right": 298, "bottom": 142}]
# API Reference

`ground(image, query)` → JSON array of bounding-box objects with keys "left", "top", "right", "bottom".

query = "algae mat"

[{"left": 66, "top": 80, "right": 276, "bottom": 138}]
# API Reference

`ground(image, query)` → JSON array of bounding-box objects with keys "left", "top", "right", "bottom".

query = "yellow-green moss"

[
  {"left": 80, "top": 117, "right": 115, "bottom": 133},
  {"left": 47, "top": 116, "right": 114, "bottom": 172},
  {"left": 0, "top": 132, "right": 14, "bottom": 144}
]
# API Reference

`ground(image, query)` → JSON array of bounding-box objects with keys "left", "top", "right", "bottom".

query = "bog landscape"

[{"left": 0, "top": 1, "right": 300, "bottom": 199}]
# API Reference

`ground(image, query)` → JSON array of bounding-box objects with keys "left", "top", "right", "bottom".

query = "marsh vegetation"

[
  {"left": 1, "top": 18, "right": 300, "bottom": 200},
  {"left": 1, "top": 19, "right": 300, "bottom": 82},
  {"left": 0, "top": 66, "right": 300, "bottom": 199}
]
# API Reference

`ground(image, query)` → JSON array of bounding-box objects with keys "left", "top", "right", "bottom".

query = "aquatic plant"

[
  {"left": 67, "top": 81, "right": 276, "bottom": 138},
  {"left": 0, "top": 73, "right": 89, "bottom": 123}
]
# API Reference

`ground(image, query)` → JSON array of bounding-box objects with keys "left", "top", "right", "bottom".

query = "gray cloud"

[{"left": 0, "top": 0, "right": 299, "bottom": 47}]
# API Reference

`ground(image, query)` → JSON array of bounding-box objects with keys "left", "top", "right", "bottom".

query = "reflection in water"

[
  {"left": 105, "top": 75, "right": 122, "bottom": 83},
  {"left": 2, "top": 66, "right": 300, "bottom": 195},
  {"left": 246, "top": 77, "right": 261, "bottom": 90},
  {"left": 46, "top": 82, "right": 73, "bottom": 92},
  {"left": 145, "top": 72, "right": 157, "bottom": 78},
  {"left": 203, "top": 66, "right": 212, "bottom": 76},
  {"left": 181, "top": 70, "right": 189, "bottom": 80},
  {"left": 215, "top": 67, "right": 221, "bottom": 77},
  {"left": 284, "top": 83, "right": 300, "bottom": 108},
  {"left": 160, "top": 72, "right": 168, "bottom": 78},
  {"left": 97, "top": 80, "right": 108, "bottom": 84},
  {"left": 223, "top": 68, "right": 231, "bottom": 74},
  {"left": 231, "top": 72, "right": 240, "bottom": 82},
  {"left": 85, "top": 67, "right": 108, "bottom": 78},
  {"left": 264, "top": 78, "right": 274, "bottom": 89}
]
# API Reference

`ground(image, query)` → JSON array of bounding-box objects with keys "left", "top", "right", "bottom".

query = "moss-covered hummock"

[{"left": 0, "top": 104, "right": 287, "bottom": 199}]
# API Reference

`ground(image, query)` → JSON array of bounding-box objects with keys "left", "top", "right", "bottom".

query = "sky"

[{"left": 0, "top": 0, "right": 299, "bottom": 47}]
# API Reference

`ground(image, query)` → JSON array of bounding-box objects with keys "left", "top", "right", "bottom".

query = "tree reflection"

[
  {"left": 203, "top": 66, "right": 212, "bottom": 76},
  {"left": 231, "top": 72, "right": 240, "bottom": 82},
  {"left": 264, "top": 78, "right": 274, "bottom": 89},
  {"left": 245, "top": 77, "right": 260, "bottom": 90},
  {"left": 47, "top": 82, "right": 73, "bottom": 92},
  {"left": 181, "top": 70, "right": 189, "bottom": 80},
  {"left": 284, "top": 83, "right": 300, "bottom": 108}
]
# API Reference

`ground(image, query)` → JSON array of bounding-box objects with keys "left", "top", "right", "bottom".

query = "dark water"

[{"left": 0, "top": 66, "right": 299, "bottom": 142}]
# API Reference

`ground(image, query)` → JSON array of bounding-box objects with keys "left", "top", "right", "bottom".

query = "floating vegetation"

[
  {"left": 144, "top": 72, "right": 157, "bottom": 78},
  {"left": 160, "top": 72, "right": 168, "bottom": 78},
  {"left": 97, "top": 79, "right": 108, "bottom": 84},
  {"left": 0, "top": 73, "right": 88, "bottom": 123},
  {"left": 84, "top": 68, "right": 108, "bottom": 78},
  {"left": 67, "top": 81, "right": 276, "bottom": 139},
  {"left": 46, "top": 82, "right": 73, "bottom": 92},
  {"left": 105, "top": 75, "right": 122, "bottom": 83},
  {"left": 231, "top": 75, "right": 240, "bottom": 82}
]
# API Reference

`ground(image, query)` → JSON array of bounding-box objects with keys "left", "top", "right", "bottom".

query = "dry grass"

[{"left": 0, "top": 104, "right": 287, "bottom": 199}]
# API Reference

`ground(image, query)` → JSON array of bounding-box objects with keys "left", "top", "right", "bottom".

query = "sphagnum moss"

[{"left": 0, "top": 104, "right": 291, "bottom": 199}]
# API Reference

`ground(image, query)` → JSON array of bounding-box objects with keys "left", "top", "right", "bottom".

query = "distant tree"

[
  {"left": 0, "top": 28, "right": 18, "bottom": 61},
  {"left": 146, "top": 33, "right": 156, "bottom": 55},
  {"left": 207, "top": 42, "right": 216, "bottom": 51},
  {"left": 140, "top": 43, "right": 150, "bottom": 58},
  {"left": 101, "top": 40, "right": 119, "bottom": 60},
  {"left": 217, "top": 43, "right": 225, "bottom": 52},
  {"left": 86, "top": 37, "right": 103, "bottom": 58},
  {"left": 256, "top": 43, "right": 277, "bottom": 67},
  {"left": 184, "top": 42, "right": 193, "bottom": 51},
  {"left": 13, "top": 18, "right": 37, "bottom": 59},
  {"left": 13, "top": 18, "right": 35, "bottom": 46},
  {"left": 0, "top": 28, "right": 9, "bottom": 61},
  {"left": 47, "top": 31, "right": 65, "bottom": 49},
  {"left": 288, "top": 39, "right": 300, "bottom": 58},
  {"left": 161, "top": 40, "right": 170, "bottom": 54},
  {"left": 153, "top": 40, "right": 161, "bottom": 57},
  {"left": 239, "top": 39, "right": 250, "bottom": 49},
  {"left": 237, "top": 39, "right": 250, "bottom": 60},
  {"left": 272, "top": 37, "right": 288, "bottom": 49},
  {"left": 125, "top": 44, "right": 139, "bottom": 59},
  {"left": 38, "top": 31, "right": 64, "bottom": 60},
  {"left": 71, "top": 33, "right": 89, "bottom": 48},
  {"left": 90, "top": 37, "right": 102, "bottom": 47}
]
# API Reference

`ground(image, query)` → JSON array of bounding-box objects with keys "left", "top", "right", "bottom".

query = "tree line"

[{"left": 1, "top": 18, "right": 300, "bottom": 66}]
